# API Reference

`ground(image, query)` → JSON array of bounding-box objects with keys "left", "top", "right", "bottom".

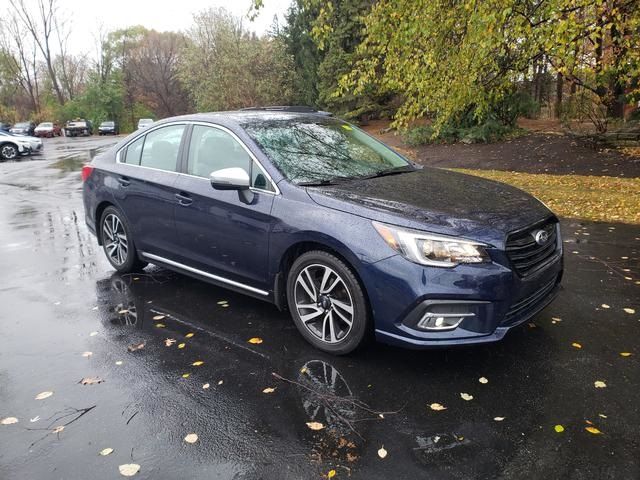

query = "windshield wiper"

[{"left": 357, "top": 165, "right": 416, "bottom": 180}]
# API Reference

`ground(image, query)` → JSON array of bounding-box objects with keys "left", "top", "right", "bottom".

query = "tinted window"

[
  {"left": 243, "top": 118, "right": 409, "bottom": 184},
  {"left": 187, "top": 125, "right": 274, "bottom": 191},
  {"left": 139, "top": 125, "right": 185, "bottom": 172},
  {"left": 123, "top": 136, "right": 144, "bottom": 165}
]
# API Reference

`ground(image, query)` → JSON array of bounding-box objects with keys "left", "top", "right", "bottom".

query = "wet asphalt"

[{"left": 0, "top": 136, "right": 639, "bottom": 479}]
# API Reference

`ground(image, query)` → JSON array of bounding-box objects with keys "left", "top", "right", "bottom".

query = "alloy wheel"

[
  {"left": 1, "top": 145, "right": 18, "bottom": 159},
  {"left": 294, "top": 264, "right": 354, "bottom": 344},
  {"left": 103, "top": 213, "right": 128, "bottom": 266}
]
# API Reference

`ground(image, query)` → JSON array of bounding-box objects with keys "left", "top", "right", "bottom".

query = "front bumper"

[{"left": 360, "top": 249, "right": 563, "bottom": 348}]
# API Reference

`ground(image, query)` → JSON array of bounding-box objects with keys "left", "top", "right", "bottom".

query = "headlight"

[{"left": 372, "top": 221, "right": 490, "bottom": 267}]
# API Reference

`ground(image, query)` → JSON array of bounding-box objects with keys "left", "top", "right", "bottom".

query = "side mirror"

[{"left": 210, "top": 167, "right": 250, "bottom": 190}]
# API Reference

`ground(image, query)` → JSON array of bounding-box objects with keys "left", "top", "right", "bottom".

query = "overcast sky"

[{"left": 49, "top": 0, "right": 292, "bottom": 55}]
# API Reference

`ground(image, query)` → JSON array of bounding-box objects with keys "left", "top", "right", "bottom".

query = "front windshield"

[
  {"left": 101, "top": 122, "right": 114, "bottom": 126},
  {"left": 38, "top": 123, "right": 52, "bottom": 128},
  {"left": 243, "top": 117, "right": 410, "bottom": 184},
  {"left": 15, "top": 122, "right": 29, "bottom": 128}
]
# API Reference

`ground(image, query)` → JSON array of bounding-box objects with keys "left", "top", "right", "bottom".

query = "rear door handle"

[
  {"left": 117, "top": 176, "right": 130, "bottom": 187},
  {"left": 175, "top": 192, "right": 193, "bottom": 206}
]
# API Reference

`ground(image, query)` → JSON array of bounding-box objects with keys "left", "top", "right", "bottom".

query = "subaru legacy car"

[{"left": 82, "top": 107, "right": 563, "bottom": 354}]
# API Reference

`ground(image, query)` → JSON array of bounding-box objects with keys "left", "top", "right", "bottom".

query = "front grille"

[
  {"left": 506, "top": 218, "right": 559, "bottom": 277},
  {"left": 502, "top": 277, "right": 558, "bottom": 326}
]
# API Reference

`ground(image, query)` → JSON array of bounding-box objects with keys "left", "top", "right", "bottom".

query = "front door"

[{"left": 173, "top": 124, "right": 276, "bottom": 289}]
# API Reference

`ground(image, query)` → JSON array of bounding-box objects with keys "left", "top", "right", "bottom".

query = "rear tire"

[
  {"left": 99, "top": 206, "right": 147, "bottom": 273},
  {"left": 286, "top": 251, "right": 370, "bottom": 355}
]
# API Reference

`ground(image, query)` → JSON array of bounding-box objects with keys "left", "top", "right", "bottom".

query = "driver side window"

[{"left": 187, "top": 125, "right": 274, "bottom": 192}]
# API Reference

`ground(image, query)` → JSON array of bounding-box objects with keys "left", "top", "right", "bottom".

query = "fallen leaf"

[
  {"left": 460, "top": 392, "right": 473, "bottom": 401},
  {"left": 178, "top": 343, "right": 186, "bottom": 349},
  {"left": 528, "top": 323, "right": 537, "bottom": 328},
  {"left": 30, "top": 416, "right": 40, "bottom": 423},
  {"left": 155, "top": 323, "right": 166, "bottom": 328},
  {"left": 429, "top": 403, "right": 447, "bottom": 411},
  {"left": 572, "top": 342, "right": 582, "bottom": 349},
  {"left": 202, "top": 383, "right": 210, "bottom": 389},
  {"left": 89, "top": 331, "right": 98, "bottom": 336},
  {"left": 99, "top": 447, "right": 114, "bottom": 456},
  {"left": 217, "top": 380, "right": 223, "bottom": 385},
  {"left": 585, "top": 426, "right": 602, "bottom": 435},
  {"left": 182, "top": 373, "right": 190, "bottom": 378},
  {"left": 192, "top": 361, "right": 204, "bottom": 366},
  {"left": 554, "top": 425, "right": 565, "bottom": 433},
  {"left": 478, "top": 377, "right": 488, "bottom": 384},
  {"left": 300, "top": 367, "right": 308, "bottom": 374},
  {"left": 164, "top": 338, "right": 176, "bottom": 347},
  {"left": 262, "top": 387, "right": 276, "bottom": 394},
  {"left": 377, "top": 446, "right": 387, "bottom": 459},
  {"left": 222, "top": 304, "right": 229, "bottom": 308},
  {"left": 35, "top": 391, "right": 53, "bottom": 400},
  {"left": 623, "top": 308, "right": 635, "bottom": 314},
  {"left": 185, "top": 333, "right": 194, "bottom": 338},
  {"left": 620, "top": 352, "right": 632, "bottom": 357},
  {"left": 152, "top": 315, "right": 165, "bottom": 320},
  {"left": 118, "top": 309, "right": 129, "bottom": 314},
  {"left": 494, "top": 417, "right": 505, "bottom": 421},
  {"left": 184, "top": 433, "right": 198, "bottom": 444},
  {"left": 115, "top": 361, "right": 123, "bottom": 365},
  {"left": 248, "top": 337, "right": 263, "bottom": 344},
  {"left": 80, "top": 377, "right": 104, "bottom": 385},
  {"left": 601, "top": 304, "right": 610, "bottom": 309},
  {"left": 594, "top": 380, "right": 607, "bottom": 388},
  {"left": 118, "top": 464, "right": 140, "bottom": 477},
  {"left": 306, "top": 421, "right": 325, "bottom": 430},
  {"left": 82, "top": 351, "right": 93, "bottom": 357},
  {"left": 598, "top": 414, "right": 607, "bottom": 418},
  {"left": 327, "top": 470, "right": 336, "bottom": 479},
  {"left": 1, "top": 417, "right": 18, "bottom": 425},
  {"left": 551, "top": 316, "right": 562, "bottom": 322},
  {"left": 127, "top": 342, "right": 144, "bottom": 352},
  {"left": 52, "top": 425, "right": 64, "bottom": 434},
  {"left": 217, "top": 300, "right": 228, "bottom": 305}
]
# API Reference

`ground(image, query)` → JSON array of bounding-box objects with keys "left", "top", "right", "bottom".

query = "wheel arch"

[{"left": 95, "top": 200, "right": 115, "bottom": 245}]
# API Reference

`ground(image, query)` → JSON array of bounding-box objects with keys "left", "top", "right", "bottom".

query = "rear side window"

[
  {"left": 139, "top": 125, "right": 185, "bottom": 172},
  {"left": 123, "top": 136, "right": 144, "bottom": 165}
]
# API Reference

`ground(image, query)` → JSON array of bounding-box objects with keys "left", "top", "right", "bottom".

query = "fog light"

[{"left": 417, "top": 312, "right": 475, "bottom": 331}]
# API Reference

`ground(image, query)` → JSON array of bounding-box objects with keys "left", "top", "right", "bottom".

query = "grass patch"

[{"left": 452, "top": 169, "right": 640, "bottom": 225}]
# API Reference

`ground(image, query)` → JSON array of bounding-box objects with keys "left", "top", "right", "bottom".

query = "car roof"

[{"left": 154, "top": 110, "right": 336, "bottom": 129}]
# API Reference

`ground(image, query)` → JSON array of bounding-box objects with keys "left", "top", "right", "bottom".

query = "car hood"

[{"left": 305, "top": 167, "right": 552, "bottom": 247}]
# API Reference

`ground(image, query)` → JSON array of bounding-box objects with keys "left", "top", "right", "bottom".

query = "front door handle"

[
  {"left": 117, "top": 176, "right": 130, "bottom": 187},
  {"left": 175, "top": 192, "right": 193, "bottom": 206}
]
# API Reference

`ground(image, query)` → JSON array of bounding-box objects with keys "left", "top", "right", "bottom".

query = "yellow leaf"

[
  {"left": 572, "top": 342, "right": 582, "bottom": 349},
  {"left": 184, "top": 433, "right": 198, "bottom": 443},
  {"left": 623, "top": 308, "right": 635, "bottom": 314},
  {"left": 478, "top": 377, "right": 488, "bottom": 384},
  {"left": 377, "top": 446, "right": 387, "bottom": 458},
  {"left": 99, "top": 447, "right": 114, "bottom": 456},
  {"left": 594, "top": 380, "right": 606, "bottom": 388},
  {"left": 554, "top": 425, "right": 564, "bottom": 433},
  {"left": 192, "top": 361, "right": 204, "bottom": 366},
  {"left": 35, "top": 391, "right": 53, "bottom": 400},
  {"left": 620, "top": 352, "right": 632, "bottom": 357},
  {"left": 300, "top": 367, "right": 308, "bottom": 374},
  {"left": 248, "top": 337, "right": 263, "bottom": 344},
  {"left": 1, "top": 417, "right": 18, "bottom": 425},
  {"left": 328, "top": 470, "right": 336, "bottom": 479},
  {"left": 460, "top": 392, "right": 473, "bottom": 401},
  {"left": 118, "top": 464, "right": 140, "bottom": 477},
  {"left": 601, "top": 304, "right": 610, "bottom": 309},
  {"left": 202, "top": 383, "right": 210, "bottom": 389},
  {"left": 178, "top": 343, "right": 186, "bottom": 349},
  {"left": 185, "top": 333, "right": 194, "bottom": 338},
  {"left": 182, "top": 373, "right": 190, "bottom": 378},
  {"left": 155, "top": 323, "right": 166, "bottom": 328},
  {"left": 429, "top": 403, "right": 447, "bottom": 411},
  {"left": 585, "top": 426, "right": 602, "bottom": 435},
  {"left": 152, "top": 315, "right": 165, "bottom": 320},
  {"left": 494, "top": 417, "right": 505, "bottom": 421},
  {"left": 262, "top": 387, "right": 276, "bottom": 393},
  {"left": 306, "top": 421, "right": 325, "bottom": 430}
]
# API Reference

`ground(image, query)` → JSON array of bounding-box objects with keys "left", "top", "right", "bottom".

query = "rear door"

[
  {"left": 112, "top": 123, "right": 187, "bottom": 259},
  {"left": 172, "top": 123, "right": 277, "bottom": 290}
]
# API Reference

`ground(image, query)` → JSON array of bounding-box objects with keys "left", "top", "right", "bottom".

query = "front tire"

[
  {"left": 100, "top": 206, "right": 147, "bottom": 273},
  {"left": 1, "top": 143, "right": 18, "bottom": 160},
  {"left": 286, "top": 251, "right": 370, "bottom": 355}
]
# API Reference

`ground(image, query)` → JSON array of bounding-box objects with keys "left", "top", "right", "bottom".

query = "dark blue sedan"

[{"left": 82, "top": 107, "right": 563, "bottom": 354}]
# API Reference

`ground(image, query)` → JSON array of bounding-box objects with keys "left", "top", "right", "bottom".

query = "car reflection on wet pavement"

[{"left": 0, "top": 136, "right": 639, "bottom": 479}]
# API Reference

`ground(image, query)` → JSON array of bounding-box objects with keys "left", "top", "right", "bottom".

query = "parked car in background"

[
  {"left": 0, "top": 131, "right": 40, "bottom": 159},
  {"left": 0, "top": 122, "right": 11, "bottom": 132},
  {"left": 34, "top": 122, "right": 62, "bottom": 137},
  {"left": 10, "top": 121, "right": 36, "bottom": 136},
  {"left": 64, "top": 119, "right": 93, "bottom": 137},
  {"left": 137, "top": 118, "right": 153, "bottom": 130},
  {"left": 98, "top": 121, "right": 119, "bottom": 135},
  {"left": 82, "top": 107, "right": 563, "bottom": 355}
]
